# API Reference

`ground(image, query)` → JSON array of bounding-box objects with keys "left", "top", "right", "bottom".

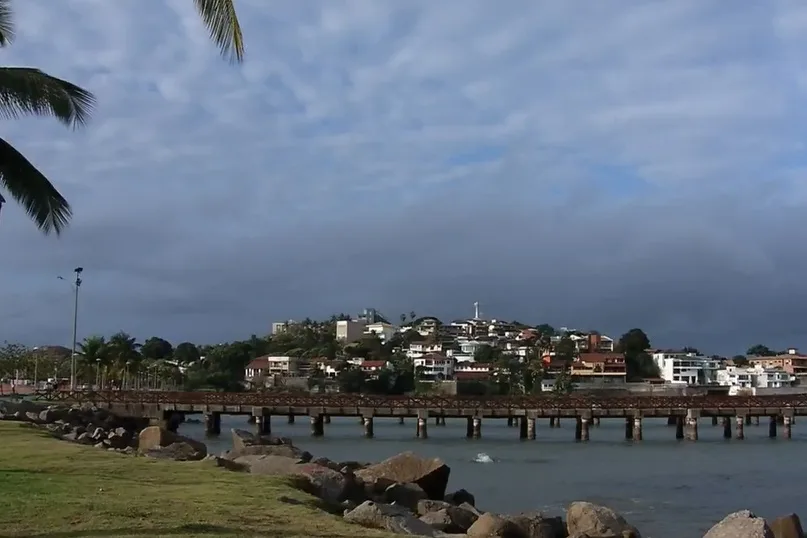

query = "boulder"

[
  {"left": 503, "top": 512, "right": 564, "bottom": 538},
  {"left": 224, "top": 443, "right": 311, "bottom": 462},
  {"left": 230, "top": 429, "right": 288, "bottom": 452},
  {"left": 293, "top": 463, "right": 354, "bottom": 504},
  {"left": 203, "top": 455, "right": 249, "bottom": 472},
  {"left": 384, "top": 482, "right": 428, "bottom": 511},
  {"left": 420, "top": 505, "right": 479, "bottom": 534},
  {"left": 770, "top": 514, "right": 804, "bottom": 538},
  {"left": 704, "top": 510, "right": 774, "bottom": 538},
  {"left": 233, "top": 454, "right": 303, "bottom": 475},
  {"left": 355, "top": 451, "right": 451, "bottom": 500},
  {"left": 467, "top": 512, "right": 526, "bottom": 538},
  {"left": 418, "top": 499, "right": 454, "bottom": 516},
  {"left": 138, "top": 426, "right": 207, "bottom": 457},
  {"left": 566, "top": 502, "right": 640, "bottom": 538},
  {"left": 445, "top": 488, "right": 476, "bottom": 507},
  {"left": 344, "top": 500, "right": 439, "bottom": 536},
  {"left": 145, "top": 442, "right": 205, "bottom": 461}
]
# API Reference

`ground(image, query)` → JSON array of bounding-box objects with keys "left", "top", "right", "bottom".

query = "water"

[{"left": 179, "top": 416, "right": 807, "bottom": 538}]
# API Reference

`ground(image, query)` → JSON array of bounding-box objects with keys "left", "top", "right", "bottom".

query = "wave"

[{"left": 474, "top": 452, "right": 494, "bottom": 463}]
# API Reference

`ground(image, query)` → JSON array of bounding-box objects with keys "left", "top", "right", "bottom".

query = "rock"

[
  {"left": 76, "top": 432, "right": 94, "bottom": 445},
  {"left": 445, "top": 488, "right": 476, "bottom": 507},
  {"left": 204, "top": 455, "right": 249, "bottom": 472},
  {"left": 312, "top": 456, "right": 343, "bottom": 471},
  {"left": 293, "top": 463, "right": 354, "bottom": 504},
  {"left": 138, "top": 426, "right": 207, "bottom": 457},
  {"left": 566, "top": 502, "right": 640, "bottom": 538},
  {"left": 24, "top": 411, "right": 42, "bottom": 423},
  {"left": 355, "top": 451, "right": 451, "bottom": 500},
  {"left": 467, "top": 512, "right": 526, "bottom": 538},
  {"left": 704, "top": 510, "right": 774, "bottom": 538},
  {"left": 420, "top": 505, "right": 479, "bottom": 534},
  {"left": 385, "top": 482, "right": 429, "bottom": 511},
  {"left": 230, "top": 429, "right": 287, "bottom": 452},
  {"left": 418, "top": 500, "right": 454, "bottom": 516},
  {"left": 225, "top": 443, "right": 311, "bottom": 462},
  {"left": 145, "top": 441, "right": 205, "bottom": 461},
  {"left": 91, "top": 427, "right": 106, "bottom": 440},
  {"left": 344, "top": 500, "right": 439, "bottom": 536},
  {"left": 339, "top": 461, "right": 367, "bottom": 472},
  {"left": 105, "top": 432, "right": 129, "bottom": 450},
  {"left": 503, "top": 512, "right": 563, "bottom": 538},
  {"left": 234, "top": 454, "right": 303, "bottom": 475},
  {"left": 61, "top": 431, "right": 78, "bottom": 442},
  {"left": 770, "top": 514, "right": 804, "bottom": 538}
]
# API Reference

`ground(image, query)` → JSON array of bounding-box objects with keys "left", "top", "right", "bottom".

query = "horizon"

[{"left": 3, "top": 1, "right": 807, "bottom": 356}]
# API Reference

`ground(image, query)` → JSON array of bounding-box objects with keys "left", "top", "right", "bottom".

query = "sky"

[{"left": 3, "top": 0, "right": 807, "bottom": 355}]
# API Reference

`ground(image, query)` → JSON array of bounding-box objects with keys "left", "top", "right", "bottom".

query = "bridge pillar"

[
  {"left": 247, "top": 415, "right": 256, "bottom": 424},
  {"left": 685, "top": 409, "right": 699, "bottom": 441},
  {"left": 624, "top": 417, "right": 633, "bottom": 440},
  {"left": 465, "top": 417, "right": 473, "bottom": 439},
  {"left": 287, "top": 414, "right": 295, "bottom": 424},
  {"left": 735, "top": 416, "right": 745, "bottom": 440},
  {"left": 675, "top": 416, "right": 684, "bottom": 439},
  {"left": 753, "top": 416, "right": 759, "bottom": 426},
  {"left": 518, "top": 417, "right": 528, "bottom": 440},
  {"left": 711, "top": 416, "right": 718, "bottom": 426},
  {"left": 549, "top": 417, "right": 557, "bottom": 428},
  {"left": 667, "top": 416, "right": 676, "bottom": 426},
  {"left": 150, "top": 410, "right": 179, "bottom": 433},
  {"left": 574, "top": 417, "right": 582, "bottom": 441},
  {"left": 632, "top": 416, "right": 643, "bottom": 441},
  {"left": 769, "top": 416, "right": 777, "bottom": 438},
  {"left": 472, "top": 417, "right": 482, "bottom": 439},
  {"left": 506, "top": 416, "right": 514, "bottom": 427},
  {"left": 783, "top": 413, "right": 793, "bottom": 439},
  {"left": 310, "top": 414, "right": 324, "bottom": 437},
  {"left": 722, "top": 417, "right": 731, "bottom": 439},
  {"left": 416, "top": 410, "right": 428, "bottom": 439},
  {"left": 437, "top": 415, "right": 446, "bottom": 426},
  {"left": 324, "top": 415, "right": 331, "bottom": 424},
  {"left": 399, "top": 416, "right": 405, "bottom": 425},
  {"left": 204, "top": 412, "right": 221, "bottom": 436},
  {"left": 593, "top": 417, "right": 600, "bottom": 427},
  {"left": 527, "top": 417, "right": 536, "bottom": 440},
  {"left": 253, "top": 408, "right": 270, "bottom": 435},
  {"left": 363, "top": 416, "right": 374, "bottom": 439}
]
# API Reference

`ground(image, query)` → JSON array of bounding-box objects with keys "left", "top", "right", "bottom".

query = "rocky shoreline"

[{"left": 0, "top": 400, "right": 802, "bottom": 538}]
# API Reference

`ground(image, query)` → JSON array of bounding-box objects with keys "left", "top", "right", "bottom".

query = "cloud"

[{"left": 2, "top": 0, "right": 807, "bottom": 354}]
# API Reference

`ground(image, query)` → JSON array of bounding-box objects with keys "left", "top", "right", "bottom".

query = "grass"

[{"left": 0, "top": 422, "right": 394, "bottom": 538}]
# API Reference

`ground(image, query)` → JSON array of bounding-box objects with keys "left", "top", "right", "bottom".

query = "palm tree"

[
  {"left": 78, "top": 335, "right": 108, "bottom": 388},
  {"left": 0, "top": 0, "right": 244, "bottom": 234},
  {"left": 106, "top": 332, "right": 140, "bottom": 389}
]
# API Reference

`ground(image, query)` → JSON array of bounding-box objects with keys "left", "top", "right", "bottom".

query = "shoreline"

[{"left": 1, "top": 399, "right": 802, "bottom": 538}]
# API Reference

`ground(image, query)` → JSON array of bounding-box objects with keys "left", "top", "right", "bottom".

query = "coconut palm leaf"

[
  {"left": 194, "top": 0, "right": 244, "bottom": 63},
  {"left": 0, "top": 67, "right": 94, "bottom": 127},
  {"left": 0, "top": 0, "right": 13, "bottom": 47},
  {"left": 0, "top": 136, "right": 71, "bottom": 234}
]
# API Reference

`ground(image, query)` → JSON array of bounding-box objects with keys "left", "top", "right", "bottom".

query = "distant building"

[
  {"left": 749, "top": 348, "right": 807, "bottom": 379},
  {"left": 652, "top": 350, "right": 721, "bottom": 385},
  {"left": 244, "top": 355, "right": 306, "bottom": 381},
  {"left": 336, "top": 319, "right": 368, "bottom": 343},
  {"left": 414, "top": 354, "right": 455, "bottom": 380},
  {"left": 364, "top": 322, "right": 397, "bottom": 341},
  {"left": 271, "top": 320, "right": 295, "bottom": 335},
  {"left": 570, "top": 353, "right": 627, "bottom": 384},
  {"left": 717, "top": 364, "right": 793, "bottom": 389}
]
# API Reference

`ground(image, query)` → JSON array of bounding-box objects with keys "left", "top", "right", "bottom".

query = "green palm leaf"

[
  {"left": 0, "top": 0, "right": 13, "bottom": 47},
  {"left": 194, "top": 0, "right": 245, "bottom": 64},
  {"left": 0, "top": 68, "right": 94, "bottom": 127}
]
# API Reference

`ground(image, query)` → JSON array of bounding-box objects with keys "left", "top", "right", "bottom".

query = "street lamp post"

[
  {"left": 32, "top": 346, "right": 39, "bottom": 390},
  {"left": 59, "top": 267, "right": 83, "bottom": 391}
]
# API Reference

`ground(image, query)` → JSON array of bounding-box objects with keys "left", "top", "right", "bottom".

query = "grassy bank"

[{"left": 0, "top": 422, "right": 391, "bottom": 538}]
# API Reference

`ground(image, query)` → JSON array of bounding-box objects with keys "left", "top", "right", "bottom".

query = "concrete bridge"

[{"left": 40, "top": 390, "right": 807, "bottom": 442}]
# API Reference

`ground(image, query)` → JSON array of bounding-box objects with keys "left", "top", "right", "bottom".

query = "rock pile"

[{"left": 1, "top": 403, "right": 803, "bottom": 538}]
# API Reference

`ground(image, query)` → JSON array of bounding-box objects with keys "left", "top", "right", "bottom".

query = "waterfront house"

[
  {"left": 651, "top": 350, "right": 721, "bottom": 385},
  {"left": 414, "top": 353, "right": 455, "bottom": 380},
  {"left": 570, "top": 353, "right": 627, "bottom": 384},
  {"left": 748, "top": 348, "right": 807, "bottom": 381},
  {"left": 716, "top": 364, "right": 793, "bottom": 389},
  {"left": 244, "top": 355, "right": 307, "bottom": 383}
]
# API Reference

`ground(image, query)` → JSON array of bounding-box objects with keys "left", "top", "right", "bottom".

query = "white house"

[
  {"left": 364, "top": 322, "right": 397, "bottom": 341},
  {"left": 407, "top": 341, "right": 444, "bottom": 359},
  {"left": 336, "top": 319, "right": 368, "bottom": 343},
  {"left": 414, "top": 354, "right": 455, "bottom": 380},
  {"left": 244, "top": 356, "right": 304, "bottom": 380},
  {"left": 717, "top": 365, "right": 793, "bottom": 389},
  {"left": 652, "top": 351, "right": 721, "bottom": 385}
]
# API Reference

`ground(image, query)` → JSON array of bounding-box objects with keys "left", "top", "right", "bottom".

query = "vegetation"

[
  {"left": 0, "top": 0, "right": 244, "bottom": 234},
  {"left": 0, "top": 421, "right": 391, "bottom": 538}
]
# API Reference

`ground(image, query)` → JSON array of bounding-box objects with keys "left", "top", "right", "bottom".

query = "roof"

[
  {"left": 360, "top": 360, "right": 387, "bottom": 368},
  {"left": 578, "top": 353, "right": 624, "bottom": 364},
  {"left": 455, "top": 371, "right": 491, "bottom": 381},
  {"left": 419, "top": 353, "right": 452, "bottom": 361},
  {"left": 246, "top": 357, "right": 270, "bottom": 369}
]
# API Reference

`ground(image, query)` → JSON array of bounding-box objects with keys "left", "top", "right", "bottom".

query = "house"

[
  {"left": 358, "top": 360, "right": 392, "bottom": 379},
  {"left": 364, "top": 322, "right": 397, "bottom": 341},
  {"left": 749, "top": 348, "right": 807, "bottom": 378},
  {"left": 570, "top": 353, "right": 627, "bottom": 383},
  {"left": 245, "top": 356, "right": 305, "bottom": 381},
  {"left": 414, "top": 353, "right": 455, "bottom": 380},
  {"left": 336, "top": 319, "right": 368, "bottom": 344},
  {"left": 407, "top": 341, "right": 445, "bottom": 359},
  {"left": 312, "top": 359, "right": 342, "bottom": 378},
  {"left": 717, "top": 365, "right": 793, "bottom": 389},
  {"left": 651, "top": 350, "right": 721, "bottom": 385}
]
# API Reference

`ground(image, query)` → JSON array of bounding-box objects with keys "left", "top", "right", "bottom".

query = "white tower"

[{"left": 473, "top": 302, "right": 480, "bottom": 320}]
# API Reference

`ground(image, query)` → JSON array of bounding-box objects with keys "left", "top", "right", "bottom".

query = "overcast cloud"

[{"left": 2, "top": 0, "right": 807, "bottom": 354}]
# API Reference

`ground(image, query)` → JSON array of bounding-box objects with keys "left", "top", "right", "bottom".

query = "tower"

[{"left": 473, "top": 302, "right": 480, "bottom": 320}]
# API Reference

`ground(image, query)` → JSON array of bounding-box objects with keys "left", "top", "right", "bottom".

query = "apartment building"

[
  {"left": 336, "top": 319, "right": 368, "bottom": 344},
  {"left": 414, "top": 353, "right": 455, "bottom": 380},
  {"left": 716, "top": 365, "right": 793, "bottom": 389},
  {"left": 652, "top": 350, "right": 721, "bottom": 385},
  {"left": 245, "top": 355, "right": 306, "bottom": 380},
  {"left": 570, "top": 353, "right": 627, "bottom": 383},
  {"left": 749, "top": 348, "right": 807, "bottom": 378},
  {"left": 364, "top": 322, "right": 397, "bottom": 341}
]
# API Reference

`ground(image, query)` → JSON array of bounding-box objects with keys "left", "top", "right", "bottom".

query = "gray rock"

[
  {"left": 145, "top": 442, "right": 205, "bottom": 461},
  {"left": 418, "top": 500, "right": 454, "bottom": 516},
  {"left": 504, "top": 511, "right": 563, "bottom": 538},
  {"left": 467, "top": 512, "right": 525, "bottom": 538},
  {"left": 385, "top": 482, "right": 429, "bottom": 511},
  {"left": 445, "top": 488, "right": 476, "bottom": 507},
  {"left": 420, "top": 505, "right": 479, "bottom": 534},
  {"left": 566, "top": 501, "right": 640, "bottom": 538},
  {"left": 344, "top": 500, "right": 439, "bottom": 536},
  {"left": 769, "top": 513, "right": 804, "bottom": 538},
  {"left": 704, "top": 510, "right": 774, "bottom": 538}
]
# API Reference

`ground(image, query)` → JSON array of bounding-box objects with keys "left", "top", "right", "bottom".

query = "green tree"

[
  {"left": 0, "top": 341, "right": 29, "bottom": 382},
  {"left": 473, "top": 345, "right": 501, "bottom": 364},
  {"left": 746, "top": 345, "right": 774, "bottom": 357},
  {"left": 617, "top": 328, "right": 657, "bottom": 380},
  {"left": 336, "top": 367, "right": 366, "bottom": 393},
  {"left": 554, "top": 335, "right": 576, "bottom": 361},
  {"left": 140, "top": 337, "right": 173, "bottom": 361},
  {"left": 0, "top": 0, "right": 244, "bottom": 234},
  {"left": 553, "top": 367, "right": 574, "bottom": 394},
  {"left": 106, "top": 332, "right": 140, "bottom": 388},
  {"left": 732, "top": 354, "right": 750, "bottom": 366},
  {"left": 173, "top": 342, "right": 201, "bottom": 365},
  {"left": 78, "top": 336, "right": 109, "bottom": 388}
]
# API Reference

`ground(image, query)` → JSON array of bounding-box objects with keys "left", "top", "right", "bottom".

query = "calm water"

[{"left": 179, "top": 415, "right": 807, "bottom": 538}]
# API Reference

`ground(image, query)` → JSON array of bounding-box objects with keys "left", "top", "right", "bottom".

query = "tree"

[
  {"left": 746, "top": 345, "right": 774, "bottom": 357},
  {"left": 140, "top": 337, "right": 173, "bottom": 361},
  {"left": 473, "top": 344, "right": 501, "bottom": 364},
  {"left": 554, "top": 335, "right": 576, "bottom": 361},
  {"left": 336, "top": 367, "right": 366, "bottom": 393},
  {"left": 534, "top": 324, "right": 556, "bottom": 337},
  {"left": 106, "top": 332, "right": 140, "bottom": 388},
  {"left": 78, "top": 336, "right": 109, "bottom": 388},
  {"left": 173, "top": 342, "right": 201, "bottom": 365},
  {"left": 0, "top": 341, "right": 29, "bottom": 382},
  {"left": 553, "top": 367, "right": 574, "bottom": 394},
  {"left": 732, "top": 355, "right": 750, "bottom": 366},
  {"left": 0, "top": 1, "right": 244, "bottom": 234},
  {"left": 617, "top": 328, "right": 657, "bottom": 380}
]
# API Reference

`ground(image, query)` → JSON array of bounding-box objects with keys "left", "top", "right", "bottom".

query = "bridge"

[{"left": 39, "top": 390, "right": 807, "bottom": 442}]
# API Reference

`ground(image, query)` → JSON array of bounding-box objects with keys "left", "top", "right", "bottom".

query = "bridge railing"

[{"left": 32, "top": 390, "right": 807, "bottom": 410}]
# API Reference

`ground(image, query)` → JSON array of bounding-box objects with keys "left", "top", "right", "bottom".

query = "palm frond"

[
  {"left": 0, "top": 137, "right": 71, "bottom": 235},
  {"left": 194, "top": 0, "right": 244, "bottom": 63},
  {"left": 0, "top": 68, "right": 95, "bottom": 128},
  {"left": 0, "top": 0, "right": 13, "bottom": 47}
]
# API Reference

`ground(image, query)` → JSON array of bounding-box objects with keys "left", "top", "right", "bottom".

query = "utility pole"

[{"left": 60, "top": 267, "right": 83, "bottom": 391}]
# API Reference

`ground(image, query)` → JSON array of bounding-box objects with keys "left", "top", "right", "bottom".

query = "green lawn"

[{"left": 0, "top": 422, "right": 392, "bottom": 538}]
